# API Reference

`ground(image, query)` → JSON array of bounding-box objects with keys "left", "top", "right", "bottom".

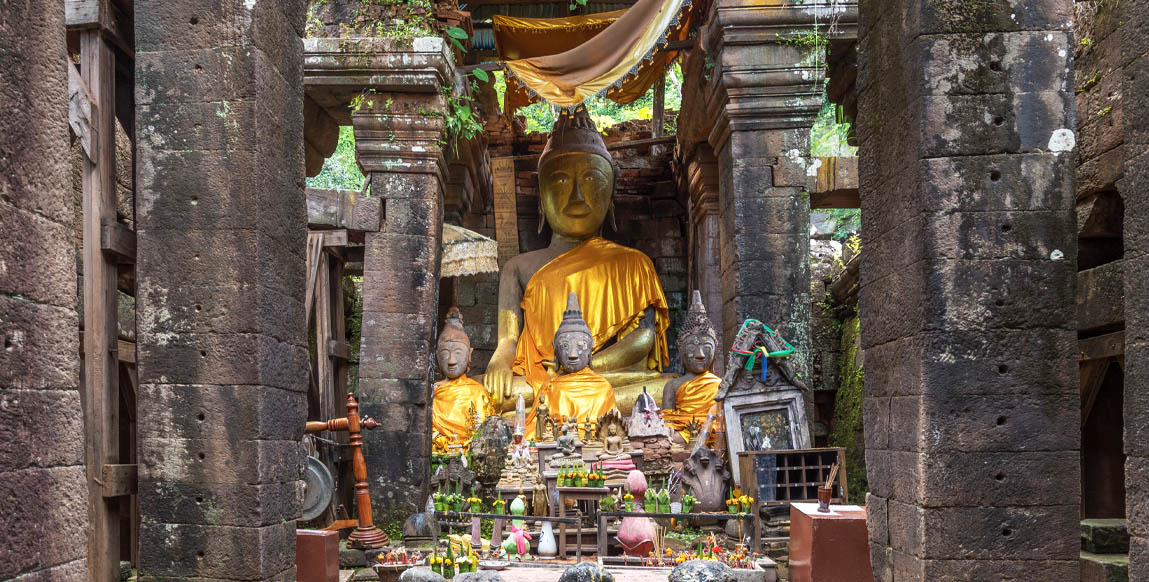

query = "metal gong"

[{"left": 302, "top": 456, "right": 335, "bottom": 522}]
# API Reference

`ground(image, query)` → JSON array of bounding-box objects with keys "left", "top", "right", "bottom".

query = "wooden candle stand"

[{"left": 305, "top": 393, "right": 389, "bottom": 549}]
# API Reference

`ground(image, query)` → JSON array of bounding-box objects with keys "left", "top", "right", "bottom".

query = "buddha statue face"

[
  {"left": 538, "top": 152, "right": 614, "bottom": 240},
  {"left": 680, "top": 334, "right": 717, "bottom": 374},
  {"left": 554, "top": 330, "right": 593, "bottom": 374},
  {"left": 437, "top": 340, "right": 471, "bottom": 379}
]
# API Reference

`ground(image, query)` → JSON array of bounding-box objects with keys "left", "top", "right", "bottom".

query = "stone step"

[
  {"left": 1082, "top": 518, "right": 1130, "bottom": 554},
  {"left": 1081, "top": 551, "right": 1129, "bottom": 582}
]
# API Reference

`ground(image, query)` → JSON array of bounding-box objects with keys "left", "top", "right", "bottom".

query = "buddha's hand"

[{"left": 484, "top": 363, "right": 515, "bottom": 402}]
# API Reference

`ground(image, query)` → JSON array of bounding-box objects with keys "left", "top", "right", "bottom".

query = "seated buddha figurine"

[
  {"left": 525, "top": 293, "right": 617, "bottom": 435},
  {"left": 661, "top": 291, "right": 722, "bottom": 441},
  {"left": 483, "top": 106, "right": 671, "bottom": 413},
  {"left": 431, "top": 307, "right": 495, "bottom": 445}
]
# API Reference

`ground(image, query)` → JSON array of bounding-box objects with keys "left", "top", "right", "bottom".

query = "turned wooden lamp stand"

[{"left": 305, "top": 393, "right": 389, "bottom": 549}]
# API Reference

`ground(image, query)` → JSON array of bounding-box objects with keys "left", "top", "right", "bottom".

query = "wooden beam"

[
  {"left": 322, "top": 229, "right": 349, "bottom": 248},
  {"left": 492, "top": 157, "right": 519, "bottom": 266},
  {"left": 327, "top": 340, "right": 352, "bottom": 361},
  {"left": 80, "top": 29, "right": 122, "bottom": 582},
  {"left": 1079, "top": 330, "right": 1125, "bottom": 361},
  {"left": 67, "top": 62, "right": 95, "bottom": 160},
  {"left": 79, "top": 332, "right": 136, "bottom": 365},
  {"left": 100, "top": 217, "right": 136, "bottom": 262},
  {"left": 100, "top": 463, "right": 137, "bottom": 497},
  {"left": 810, "top": 189, "right": 860, "bottom": 209},
  {"left": 306, "top": 188, "right": 383, "bottom": 232},
  {"left": 66, "top": 0, "right": 132, "bottom": 57}
]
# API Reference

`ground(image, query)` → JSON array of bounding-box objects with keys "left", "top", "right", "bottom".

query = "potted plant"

[
  {"left": 578, "top": 466, "right": 589, "bottom": 487},
  {"left": 599, "top": 495, "right": 616, "bottom": 512},
  {"left": 492, "top": 493, "right": 506, "bottom": 514},
  {"left": 623, "top": 489, "right": 635, "bottom": 511},
  {"left": 433, "top": 486, "right": 446, "bottom": 512},
  {"left": 682, "top": 489, "right": 698, "bottom": 514},
  {"left": 740, "top": 493, "right": 754, "bottom": 514},
  {"left": 657, "top": 484, "right": 671, "bottom": 514}
]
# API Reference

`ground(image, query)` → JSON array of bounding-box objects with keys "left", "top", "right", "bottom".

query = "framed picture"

[{"left": 723, "top": 387, "right": 810, "bottom": 486}]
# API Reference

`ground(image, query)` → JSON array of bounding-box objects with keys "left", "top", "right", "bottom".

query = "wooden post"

[
  {"left": 80, "top": 28, "right": 122, "bottom": 582},
  {"left": 305, "top": 394, "right": 389, "bottom": 549},
  {"left": 652, "top": 72, "right": 666, "bottom": 155}
]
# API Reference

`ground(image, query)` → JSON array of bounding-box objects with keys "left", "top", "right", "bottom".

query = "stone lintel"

[
  {"left": 809, "top": 156, "right": 860, "bottom": 209},
  {"left": 306, "top": 188, "right": 383, "bottom": 232},
  {"left": 303, "top": 36, "right": 454, "bottom": 125},
  {"left": 707, "top": 0, "right": 859, "bottom": 48},
  {"left": 686, "top": 147, "right": 720, "bottom": 221}
]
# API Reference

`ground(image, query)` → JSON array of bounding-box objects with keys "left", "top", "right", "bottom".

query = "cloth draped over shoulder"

[
  {"left": 493, "top": 0, "right": 699, "bottom": 113},
  {"left": 432, "top": 375, "right": 494, "bottom": 444},
  {"left": 662, "top": 371, "right": 721, "bottom": 437},
  {"left": 526, "top": 368, "right": 617, "bottom": 435},
  {"left": 513, "top": 237, "right": 670, "bottom": 392}
]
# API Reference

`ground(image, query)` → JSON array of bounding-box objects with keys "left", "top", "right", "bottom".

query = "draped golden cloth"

[
  {"left": 495, "top": 0, "right": 700, "bottom": 112},
  {"left": 526, "top": 368, "right": 617, "bottom": 435},
  {"left": 432, "top": 375, "right": 494, "bottom": 444},
  {"left": 513, "top": 237, "right": 670, "bottom": 392},
  {"left": 662, "top": 371, "right": 722, "bottom": 438}
]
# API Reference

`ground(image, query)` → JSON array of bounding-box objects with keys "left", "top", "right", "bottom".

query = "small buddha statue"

[
  {"left": 535, "top": 394, "right": 551, "bottom": 442},
  {"left": 556, "top": 421, "right": 578, "bottom": 457},
  {"left": 661, "top": 291, "right": 723, "bottom": 441},
  {"left": 483, "top": 107, "right": 672, "bottom": 412},
  {"left": 431, "top": 308, "right": 495, "bottom": 446},
  {"left": 597, "top": 410, "right": 635, "bottom": 480},
  {"left": 526, "top": 293, "right": 617, "bottom": 436}
]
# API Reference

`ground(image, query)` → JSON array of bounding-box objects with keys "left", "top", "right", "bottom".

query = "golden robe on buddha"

[
  {"left": 432, "top": 375, "right": 494, "bottom": 444},
  {"left": 662, "top": 371, "right": 722, "bottom": 438},
  {"left": 513, "top": 236, "right": 670, "bottom": 391},
  {"left": 527, "top": 367, "right": 616, "bottom": 435}
]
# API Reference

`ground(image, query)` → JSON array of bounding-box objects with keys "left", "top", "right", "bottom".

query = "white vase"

[
  {"left": 538, "top": 521, "right": 558, "bottom": 559},
  {"left": 670, "top": 502, "right": 682, "bottom": 514}
]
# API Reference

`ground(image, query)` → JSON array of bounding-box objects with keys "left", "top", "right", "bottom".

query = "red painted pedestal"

[
  {"left": 297, "top": 529, "right": 340, "bottom": 582},
  {"left": 788, "top": 502, "right": 872, "bottom": 582}
]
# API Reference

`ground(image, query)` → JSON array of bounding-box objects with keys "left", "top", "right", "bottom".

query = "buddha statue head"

[
  {"left": 679, "top": 291, "right": 718, "bottom": 374},
  {"left": 437, "top": 307, "right": 472, "bottom": 380},
  {"left": 554, "top": 292, "right": 595, "bottom": 374},
  {"left": 537, "top": 106, "right": 616, "bottom": 239}
]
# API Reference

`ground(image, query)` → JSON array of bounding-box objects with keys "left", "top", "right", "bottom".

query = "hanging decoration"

[{"left": 492, "top": 0, "right": 701, "bottom": 115}]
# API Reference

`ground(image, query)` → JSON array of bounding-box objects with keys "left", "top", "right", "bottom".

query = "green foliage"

[
  {"left": 496, "top": 62, "right": 684, "bottom": 134},
  {"left": 810, "top": 90, "right": 856, "bottom": 157},
  {"left": 829, "top": 316, "right": 867, "bottom": 503},
  {"left": 823, "top": 209, "right": 861, "bottom": 241},
  {"left": 306, "top": 126, "right": 366, "bottom": 191}
]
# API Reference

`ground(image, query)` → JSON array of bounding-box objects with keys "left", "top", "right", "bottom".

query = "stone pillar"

[
  {"left": 1124, "top": 0, "right": 1149, "bottom": 574},
  {"left": 685, "top": 145, "right": 724, "bottom": 374},
  {"left": 857, "top": 0, "right": 1080, "bottom": 579},
  {"left": 135, "top": 2, "right": 309, "bottom": 580},
  {"left": 702, "top": 1, "right": 843, "bottom": 379},
  {"left": 0, "top": 2, "right": 88, "bottom": 579},
  {"left": 353, "top": 87, "right": 448, "bottom": 521}
]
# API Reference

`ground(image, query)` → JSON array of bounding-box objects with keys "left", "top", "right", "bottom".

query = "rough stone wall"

[
  {"left": 0, "top": 1, "right": 89, "bottom": 579},
  {"left": 134, "top": 2, "right": 310, "bottom": 580},
  {"left": 857, "top": 0, "right": 1081, "bottom": 579},
  {"left": 1122, "top": 0, "right": 1149, "bottom": 574}
]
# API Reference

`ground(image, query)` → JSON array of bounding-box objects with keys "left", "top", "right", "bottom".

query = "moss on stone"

[{"left": 829, "top": 315, "right": 867, "bottom": 503}]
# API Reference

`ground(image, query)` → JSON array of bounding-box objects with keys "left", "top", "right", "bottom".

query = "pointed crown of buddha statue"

[
  {"left": 681, "top": 290, "right": 717, "bottom": 343},
  {"left": 539, "top": 106, "right": 614, "bottom": 170},
  {"left": 555, "top": 292, "right": 594, "bottom": 346},
  {"left": 439, "top": 306, "right": 470, "bottom": 348}
]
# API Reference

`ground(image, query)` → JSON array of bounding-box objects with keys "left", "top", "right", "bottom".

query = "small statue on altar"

[
  {"left": 535, "top": 394, "right": 551, "bottom": 442},
  {"left": 525, "top": 293, "right": 617, "bottom": 435},
  {"left": 556, "top": 421, "right": 578, "bottom": 457},
  {"left": 661, "top": 291, "right": 722, "bottom": 442},
  {"left": 432, "top": 308, "right": 495, "bottom": 446},
  {"left": 597, "top": 409, "right": 636, "bottom": 480},
  {"left": 583, "top": 416, "right": 597, "bottom": 441}
]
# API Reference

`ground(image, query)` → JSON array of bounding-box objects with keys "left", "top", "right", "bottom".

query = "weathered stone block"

[
  {"left": 135, "top": 46, "right": 259, "bottom": 106},
  {"left": 919, "top": 559, "right": 1078, "bottom": 581},
  {"left": 919, "top": 505, "right": 1079, "bottom": 560},
  {"left": 385, "top": 197, "right": 444, "bottom": 237},
  {"left": 0, "top": 205, "right": 77, "bottom": 308},
  {"left": 137, "top": 332, "right": 308, "bottom": 392},
  {"left": 921, "top": 259, "right": 1075, "bottom": 331},
  {"left": 0, "top": 390, "right": 85, "bottom": 472},
  {"left": 136, "top": 1, "right": 257, "bottom": 53},
  {"left": 135, "top": 281, "right": 307, "bottom": 343},
  {"left": 0, "top": 296, "right": 79, "bottom": 390},
  {"left": 135, "top": 228, "right": 305, "bottom": 297},
  {"left": 0, "top": 466, "right": 88, "bottom": 579},
  {"left": 363, "top": 233, "right": 440, "bottom": 281},
  {"left": 139, "top": 437, "right": 304, "bottom": 485},
  {"left": 137, "top": 383, "right": 306, "bottom": 442},
  {"left": 139, "top": 480, "right": 302, "bottom": 527},
  {"left": 920, "top": 392, "right": 1079, "bottom": 453},
  {"left": 927, "top": 210, "right": 1073, "bottom": 261},
  {"left": 906, "top": 0, "right": 1072, "bottom": 35},
  {"left": 137, "top": 521, "right": 296, "bottom": 579},
  {"left": 1081, "top": 518, "right": 1131, "bottom": 554},
  {"left": 855, "top": 269, "right": 926, "bottom": 347},
  {"left": 1078, "top": 261, "right": 1125, "bottom": 332},
  {"left": 358, "top": 315, "right": 434, "bottom": 381},
  {"left": 919, "top": 153, "right": 1074, "bottom": 212},
  {"left": 918, "top": 451, "right": 1078, "bottom": 507},
  {"left": 358, "top": 378, "right": 431, "bottom": 408}
]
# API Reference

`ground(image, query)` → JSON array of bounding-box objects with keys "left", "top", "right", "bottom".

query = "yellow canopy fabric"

[{"left": 493, "top": 0, "right": 698, "bottom": 113}]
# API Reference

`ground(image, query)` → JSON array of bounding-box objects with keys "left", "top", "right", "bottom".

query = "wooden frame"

[
  {"left": 723, "top": 386, "right": 811, "bottom": 484},
  {"left": 738, "top": 447, "right": 848, "bottom": 553}
]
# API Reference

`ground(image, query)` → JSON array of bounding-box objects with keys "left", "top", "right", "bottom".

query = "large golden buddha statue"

[
  {"left": 431, "top": 307, "right": 495, "bottom": 445},
  {"left": 483, "top": 107, "right": 671, "bottom": 413}
]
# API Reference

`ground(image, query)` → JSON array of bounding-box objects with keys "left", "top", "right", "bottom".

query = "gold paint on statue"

[
  {"left": 432, "top": 375, "right": 494, "bottom": 444},
  {"left": 661, "top": 372, "right": 721, "bottom": 437},
  {"left": 483, "top": 108, "right": 670, "bottom": 413},
  {"left": 527, "top": 368, "right": 617, "bottom": 435}
]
